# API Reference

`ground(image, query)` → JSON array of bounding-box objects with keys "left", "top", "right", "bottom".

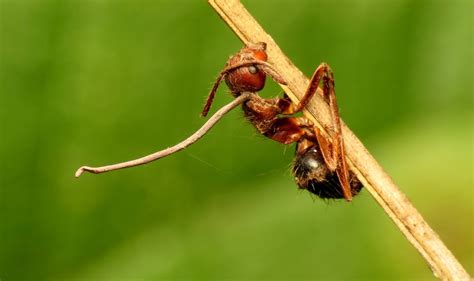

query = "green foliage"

[{"left": 1, "top": 0, "right": 472, "bottom": 280}]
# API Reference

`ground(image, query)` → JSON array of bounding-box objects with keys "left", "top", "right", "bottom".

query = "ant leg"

[
  {"left": 293, "top": 63, "right": 331, "bottom": 112},
  {"left": 299, "top": 63, "right": 352, "bottom": 201},
  {"left": 315, "top": 122, "right": 352, "bottom": 201},
  {"left": 276, "top": 63, "right": 338, "bottom": 116},
  {"left": 314, "top": 127, "right": 337, "bottom": 171}
]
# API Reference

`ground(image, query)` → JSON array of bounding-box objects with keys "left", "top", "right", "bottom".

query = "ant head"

[{"left": 201, "top": 42, "right": 284, "bottom": 117}]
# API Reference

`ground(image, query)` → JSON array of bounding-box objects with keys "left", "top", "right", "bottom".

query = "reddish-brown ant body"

[
  {"left": 76, "top": 42, "right": 362, "bottom": 201},
  {"left": 202, "top": 42, "right": 362, "bottom": 201}
]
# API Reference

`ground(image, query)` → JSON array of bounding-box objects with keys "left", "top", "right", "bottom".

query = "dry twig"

[
  {"left": 207, "top": 0, "right": 471, "bottom": 280},
  {"left": 75, "top": 92, "right": 252, "bottom": 177}
]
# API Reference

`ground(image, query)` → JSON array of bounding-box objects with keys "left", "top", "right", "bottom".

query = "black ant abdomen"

[{"left": 293, "top": 146, "right": 363, "bottom": 199}]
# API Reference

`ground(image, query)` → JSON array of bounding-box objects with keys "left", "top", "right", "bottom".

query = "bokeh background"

[{"left": 1, "top": 0, "right": 472, "bottom": 280}]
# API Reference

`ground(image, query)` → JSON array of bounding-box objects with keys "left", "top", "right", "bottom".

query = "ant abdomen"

[{"left": 293, "top": 146, "right": 363, "bottom": 199}]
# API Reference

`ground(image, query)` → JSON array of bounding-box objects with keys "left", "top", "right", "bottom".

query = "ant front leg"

[{"left": 298, "top": 63, "right": 353, "bottom": 201}]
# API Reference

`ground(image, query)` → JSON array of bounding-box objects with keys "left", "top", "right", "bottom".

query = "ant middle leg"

[
  {"left": 294, "top": 63, "right": 335, "bottom": 113},
  {"left": 276, "top": 63, "right": 337, "bottom": 117}
]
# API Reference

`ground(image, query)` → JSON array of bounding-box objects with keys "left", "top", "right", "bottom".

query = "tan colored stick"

[{"left": 208, "top": 0, "right": 471, "bottom": 280}]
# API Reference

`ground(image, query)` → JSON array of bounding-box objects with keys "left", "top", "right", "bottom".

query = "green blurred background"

[{"left": 1, "top": 0, "right": 472, "bottom": 280}]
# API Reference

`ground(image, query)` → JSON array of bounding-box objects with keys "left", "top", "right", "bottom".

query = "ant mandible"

[{"left": 201, "top": 42, "right": 362, "bottom": 201}]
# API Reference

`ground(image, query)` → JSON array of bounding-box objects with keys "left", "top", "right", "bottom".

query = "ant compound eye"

[{"left": 248, "top": 65, "right": 258, "bottom": 74}]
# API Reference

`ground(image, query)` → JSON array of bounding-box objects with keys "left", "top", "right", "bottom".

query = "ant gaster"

[{"left": 202, "top": 42, "right": 362, "bottom": 201}]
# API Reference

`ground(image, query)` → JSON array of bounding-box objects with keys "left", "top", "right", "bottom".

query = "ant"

[
  {"left": 201, "top": 42, "right": 362, "bottom": 201},
  {"left": 76, "top": 42, "right": 362, "bottom": 201}
]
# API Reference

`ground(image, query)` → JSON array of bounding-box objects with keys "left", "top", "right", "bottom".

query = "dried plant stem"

[
  {"left": 75, "top": 92, "right": 252, "bottom": 177},
  {"left": 208, "top": 0, "right": 471, "bottom": 280}
]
